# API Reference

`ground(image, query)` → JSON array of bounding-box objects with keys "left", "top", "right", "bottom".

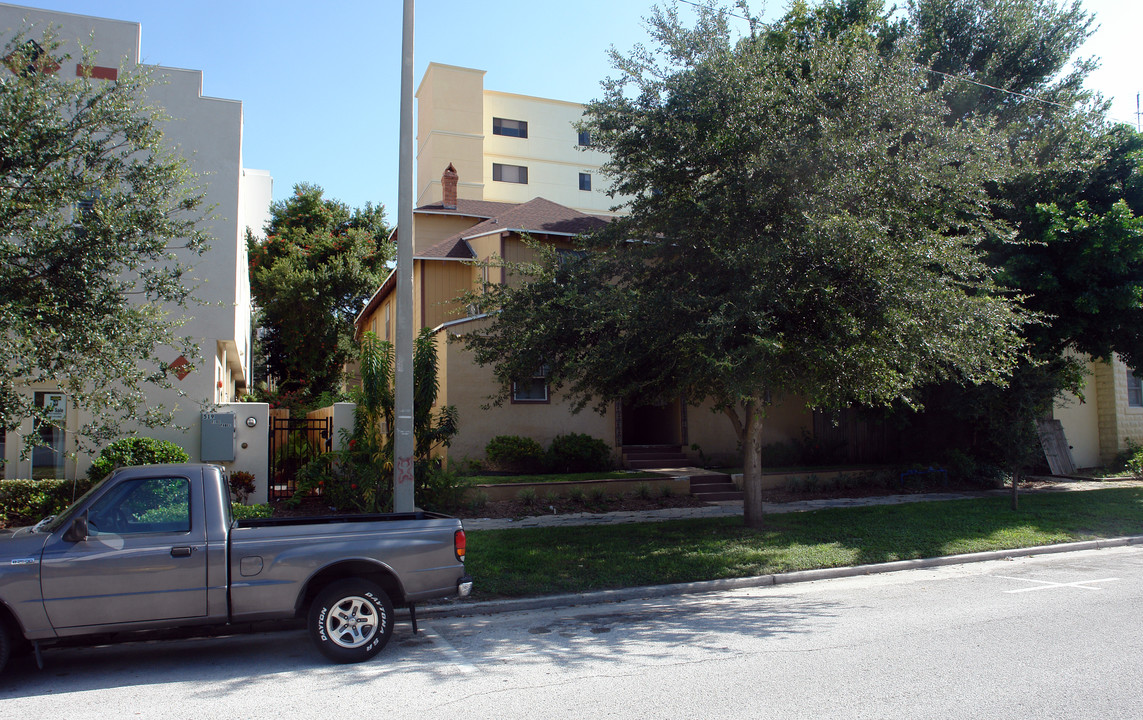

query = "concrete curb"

[{"left": 409, "top": 535, "right": 1143, "bottom": 620}]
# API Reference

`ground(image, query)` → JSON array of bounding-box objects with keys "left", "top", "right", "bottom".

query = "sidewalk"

[{"left": 461, "top": 477, "right": 1143, "bottom": 531}]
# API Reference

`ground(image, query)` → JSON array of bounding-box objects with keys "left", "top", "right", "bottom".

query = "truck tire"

[
  {"left": 0, "top": 618, "right": 11, "bottom": 675},
  {"left": 308, "top": 579, "right": 394, "bottom": 663}
]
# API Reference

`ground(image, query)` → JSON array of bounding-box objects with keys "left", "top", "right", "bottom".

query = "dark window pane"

[{"left": 493, "top": 117, "right": 528, "bottom": 138}]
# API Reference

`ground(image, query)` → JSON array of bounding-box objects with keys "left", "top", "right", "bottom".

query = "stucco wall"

[
  {"left": 437, "top": 328, "right": 615, "bottom": 463},
  {"left": 0, "top": 5, "right": 270, "bottom": 479}
]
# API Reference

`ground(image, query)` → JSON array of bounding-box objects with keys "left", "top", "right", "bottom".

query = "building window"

[
  {"left": 385, "top": 303, "right": 391, "bottom": 341},
  {"left": 32, "top": 392, "right": 66, "bottom": 480},
  {"left": 578, "top": 130, "right": 592, "bottom": 147},
  {"left": 493, "top": 117, "right": 528, "bottom": 138},
  {"left": 493, "top": 163, "right": 528, "bottom": 184},
  {"left": 579, "top": 173, "right": 592, "bottom": 191},
  {"left": 512, "top": 366, "right": 549, "bottom": 403},
  {"left": 1129, "top": 368, "right": 1143, "bottom": 408}
]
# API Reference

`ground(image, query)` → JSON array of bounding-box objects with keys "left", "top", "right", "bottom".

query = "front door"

[
  {"left": 40, "top": 474, "right": 208, "bottom": 629},
  {"left": 621, "top": 398, "right": 683, "bottom": 446}
]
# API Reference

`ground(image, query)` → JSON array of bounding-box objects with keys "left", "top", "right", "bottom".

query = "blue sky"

[{"left": 8, "top": 0, "right": 1142, "bottom": 221}]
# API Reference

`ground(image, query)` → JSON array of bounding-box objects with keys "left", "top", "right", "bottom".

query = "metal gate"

[{"left": 268, "top": 415, "right": 332, "bottom": 501}]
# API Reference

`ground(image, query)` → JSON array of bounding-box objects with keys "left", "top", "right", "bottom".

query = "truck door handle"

[{"left": 171, "top": 546, "right": 193, "bottom": 557}]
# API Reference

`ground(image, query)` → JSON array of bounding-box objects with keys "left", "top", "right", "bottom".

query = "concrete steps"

[
  {"left": 622, "top": 444, "right": 691, "bottom": 469},
  {"left": 688, "top": 472, "right": 744, "bottom": 501}
]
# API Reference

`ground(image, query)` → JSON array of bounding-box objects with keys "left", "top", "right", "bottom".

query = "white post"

[{"left": 393, "top": 0, "right": 416, "bottom": 512}]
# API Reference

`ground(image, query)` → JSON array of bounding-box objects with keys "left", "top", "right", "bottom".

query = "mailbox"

[{"left": 200, "top": 412, "right": 236, "bottom": 462}]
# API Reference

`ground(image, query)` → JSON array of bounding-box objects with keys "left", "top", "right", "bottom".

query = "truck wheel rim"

[{"left": 326, "top": 596, "right": 379, "bottom": 649}]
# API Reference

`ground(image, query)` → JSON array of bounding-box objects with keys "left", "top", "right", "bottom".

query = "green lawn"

[
  {"left": 466, "top": 470, "right": 662, "bottom": 485},
  {"left": 464, "top": 488, "right": 1143, "bottom": 599}
]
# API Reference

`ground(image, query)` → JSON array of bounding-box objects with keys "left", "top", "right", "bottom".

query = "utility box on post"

[{"left": 201, "top": 412, "right": 236, "bottom": 462}]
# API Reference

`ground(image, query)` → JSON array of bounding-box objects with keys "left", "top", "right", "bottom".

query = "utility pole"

[{"left": 393, "top": 0, "right": 415, "bottom": 512}]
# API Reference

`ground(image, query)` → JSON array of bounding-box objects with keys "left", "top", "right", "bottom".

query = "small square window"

[
  {"left": 493, "top": 117, "right": 528, "bottom": 138},
  {"left": 512, "top": 366, "right": 549, "bottom": 403},
  {"left": 579, "top": 173, "right": 592, "bottom": 191},
  {"left": 1129, "top": 368, "right": 1143, "bottom": 407},
  {"left": 578, "top": 130, "right": 592, "bottom": 147},
  {"left": 493, "top": 163, "right": 528, "bottom": 184}
]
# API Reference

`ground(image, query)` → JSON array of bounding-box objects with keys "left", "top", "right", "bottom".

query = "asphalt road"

[{"left": 3, "top": 546, "right": 1141, "bottom": 719}]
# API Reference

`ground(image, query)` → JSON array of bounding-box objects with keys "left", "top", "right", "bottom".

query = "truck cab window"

[{"left": 87, "top": 477, "right": 190, "bottom": 534}]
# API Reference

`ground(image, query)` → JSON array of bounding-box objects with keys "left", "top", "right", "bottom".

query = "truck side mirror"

[{"left": 63, "top": 514, "right": 89, "bottom": 543}]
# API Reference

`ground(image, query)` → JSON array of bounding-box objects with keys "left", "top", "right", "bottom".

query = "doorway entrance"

[{"left": 619, "top": 398, "right": 684, "bottom": 447}]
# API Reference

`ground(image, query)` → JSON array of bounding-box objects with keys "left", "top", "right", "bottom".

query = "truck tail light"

[{"left": 454, "top": 529, "right": 466, "bottom": 563}]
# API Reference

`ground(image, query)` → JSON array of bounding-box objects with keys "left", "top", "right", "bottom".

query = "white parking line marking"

[
  {"left": 421, "top": 625, "right": 478, "bottom": 674},
  {"left": 996, "top": 576, "right": 1120, "bottom": 593}
]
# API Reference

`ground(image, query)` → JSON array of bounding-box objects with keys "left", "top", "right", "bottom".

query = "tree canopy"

[
  {"left": 0, "top": 31, "right": 211, "bottom": 452},
  {"left": 464, "top": 2, "right": 1032, "bottom": 527},
  {"left": 247, "top": 183, "right": 392, "bottom": 405}
]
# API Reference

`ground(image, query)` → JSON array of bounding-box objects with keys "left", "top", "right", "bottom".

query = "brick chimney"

[{"left": 442, "top": 163, "right": 458, "bottom": 209}]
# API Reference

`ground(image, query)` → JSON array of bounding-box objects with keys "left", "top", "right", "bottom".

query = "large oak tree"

[{"left": 463, "top": 2, "right": 1029, "bottom": 528}]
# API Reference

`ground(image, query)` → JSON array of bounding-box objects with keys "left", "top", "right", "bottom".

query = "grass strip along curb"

[{"left": 433, "top": 488, "right": 1143, "bottom": 609}]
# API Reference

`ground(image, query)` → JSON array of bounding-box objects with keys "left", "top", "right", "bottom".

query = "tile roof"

[
  {"left": 414, "top": 198, "right": 518, "bottom": 218},
  {"left": 417, "top": 197, "right": 609, "bottom": 259}
]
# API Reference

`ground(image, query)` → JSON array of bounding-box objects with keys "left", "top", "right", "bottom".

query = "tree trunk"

[{"left": 742, "top": 398, "right": 766, "bottom": 529}]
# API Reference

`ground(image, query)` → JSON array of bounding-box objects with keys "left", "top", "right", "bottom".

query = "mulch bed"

[{"left": 267, "top": 476, "right": 1056, "bottom": 522}]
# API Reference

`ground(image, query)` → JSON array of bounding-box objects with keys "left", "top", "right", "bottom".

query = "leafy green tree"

[
  {"left": 0, "top": 31, "right": 211, "bottom": 452},
  {"left": 294, "top": 329, "right": 459, "bottom": 512},
  {"left": 247, "top": 183, "right": 392, "bottom": 405},
  {"left": 463, "top": 3, "right": 1028, "bottom": 528},
  {"left": 761, "top": 1, "right": 1138, "bottom": 485}
]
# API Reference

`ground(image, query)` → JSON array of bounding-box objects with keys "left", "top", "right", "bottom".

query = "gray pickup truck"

[{"left": 0, "top": 463, "right": 472, "bottom": 672}]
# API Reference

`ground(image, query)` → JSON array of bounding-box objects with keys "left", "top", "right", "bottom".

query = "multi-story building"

[
  {"left": 415, "top": 62, "right": 623, "bottom": 216},
  {"left": 0, "top": 4, "right": 272, "bottom": 481},
  {"left": 356, "top": 64, "right": 807, "bottom": 468}
]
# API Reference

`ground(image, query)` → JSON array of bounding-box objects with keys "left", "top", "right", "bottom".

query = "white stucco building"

[{"left": 0, "top": 4, "right": 272, "bottom": 481}]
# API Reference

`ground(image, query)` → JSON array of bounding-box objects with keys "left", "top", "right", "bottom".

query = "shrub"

[
  {"left": 1120, "top": 440, "right": 1143, "bottom": 478},
  {"left": 467, "top": 491, "right": 489, "bottom": 512},
  {"left": 517, "top": 487, "right": 538, "bottom": 504},
  {"left": 0, "top": 478, "right": 96, "bottom": 527},
  {"left": 547, "top": 433, "right": 612, "bottom": 473},
  {"left": 417, "top": 462, "right": 472, "bottom": 513},
  {"left": 229, "top": 471, "right": 256, "bottom": 503},
  {"left": 486, "top": 435, "right": 545, "bottom": 473},
  {"left": 87, "top": 437, "right": 189, "bottom": 482},
  {"left": 231, "top": 503, "right": 273, "bottom": 520}
]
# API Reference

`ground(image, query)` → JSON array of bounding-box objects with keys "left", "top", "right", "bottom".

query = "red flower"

[{"left": 351, "top": 484, "right": 358, "bottom": 490}]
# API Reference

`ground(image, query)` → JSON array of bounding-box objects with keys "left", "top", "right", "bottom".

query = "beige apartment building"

[{"left": 416, "top": 62, "right": 623, "bottom": 216}]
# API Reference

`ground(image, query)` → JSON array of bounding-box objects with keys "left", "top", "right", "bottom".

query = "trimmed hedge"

[
  {"left": 485, "top": 435, "right": 546, "bottom": 473},
  {"left": 547, "top": 433, "right": 612, "bottom": 473},
  {"left": 88, "top": 437, "right": 190, "bottom": 482},
  {"left": 0, "top": 478, "right": 95, "bottom": 528}
]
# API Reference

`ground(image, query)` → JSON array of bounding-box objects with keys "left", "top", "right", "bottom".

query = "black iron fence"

[{"left": 268, "top": 415, "right": 332, "bottom": 501}]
